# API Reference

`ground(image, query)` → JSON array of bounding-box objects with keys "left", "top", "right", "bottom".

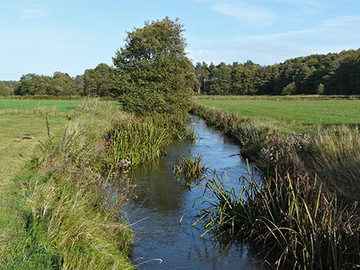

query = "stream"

[{"left": 127, "top": 115, "right": 266, "bottom": 269}]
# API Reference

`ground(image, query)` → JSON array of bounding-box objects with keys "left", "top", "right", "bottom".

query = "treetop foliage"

[
  {"left": 112, "top": 17, "right": 195, "bottom": 116},
  {"left": 13, "top": 72, "right": 81, "bottom": 96},
  {"left": 119, "top": 17, "right": 187, "bottom": 63}
]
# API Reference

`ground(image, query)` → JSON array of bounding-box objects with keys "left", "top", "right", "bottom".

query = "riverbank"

[
  {"left": 191, "top": 100, "right": 360, "bottom": 269},
  {"left": 0, "top": 100, "right": 136, "bottom": 269},
  {"left": 0, "top": 99, "right": 193, "bottom": 269},
  {"left": 0, "top": 113, "right": 68, "bottom": 267}
]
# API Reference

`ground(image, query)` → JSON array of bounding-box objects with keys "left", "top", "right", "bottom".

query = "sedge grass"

[
  {"left": 106, "top": 113, "right": 194, "bottom": 169},
  {"left": 196, "top": 169, "right": 360, "bottom": 269},
  {"left": 173, "top": 151, "right": 208, "bottom": 185}
]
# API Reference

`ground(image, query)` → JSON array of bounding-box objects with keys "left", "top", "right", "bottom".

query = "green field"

[
  {"left": 0, "top": 98, "right": 83, "bottom": 113},
  {"left": 0, "top": 103, "right": 69, "bottom": 266},
  {"left": 195, "top": 96, "right": 360, "bottom": 132}
]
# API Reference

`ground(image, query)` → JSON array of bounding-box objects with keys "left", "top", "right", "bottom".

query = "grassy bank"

[
  {"left": 0, "top": 100, "right": 133, "bottom": 269},
  {"left": 191, "top": 98, "right": 360, "bottom": 269},
  {"left": 0, "top": 113, "right": 69, "bottom": 269},
  {"left": 0, "top": 99, "right": 192, "bottom": 269}
]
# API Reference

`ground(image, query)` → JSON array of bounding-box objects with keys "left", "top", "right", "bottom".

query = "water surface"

[{"left": 127, "top": 115, "right": 265, "bottom": 269}]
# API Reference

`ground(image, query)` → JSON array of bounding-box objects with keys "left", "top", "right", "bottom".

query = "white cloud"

[
  {"left": 187, "top": 15, "right": 360, "bottom": 66},
  {"left": 233, "top": 15, "right": 360, "bottom": 43},
  {"left": 222, "top": 15, "right": 360, "bottom": 64},
  {"left": 186, "top": 49, "right": 220, "bottom": 63},
  {"left": 212, "top": 3, "right": 277, "bottom": 27}
]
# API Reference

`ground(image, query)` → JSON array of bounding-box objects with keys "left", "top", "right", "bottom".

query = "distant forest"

[
  {"left": 1, "top": 48, "right": 359, "bottom": 97},
  {"left": 195, "top": 48, "right": 360, "bottom": 95}
]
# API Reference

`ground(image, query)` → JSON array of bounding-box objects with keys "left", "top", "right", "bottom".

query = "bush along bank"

[
  {"left": 2, "top": 100, "right": 192, "bottom": 270},
  {"left": 191, "top": 101, "right": 360, "bottom": 270}
]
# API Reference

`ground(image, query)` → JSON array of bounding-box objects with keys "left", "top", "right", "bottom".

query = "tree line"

[
  {"left": 194, "top": 48, "right": 360, "bottom": 95},
  {"left": 2, "top": 32, "right": 359, "bottom": 98},
  {"left": 0, "top": 81, "right": 16, "bottom": 96},
  {"left": 3, "top": 65, "right": 115, "bottom": 97}
]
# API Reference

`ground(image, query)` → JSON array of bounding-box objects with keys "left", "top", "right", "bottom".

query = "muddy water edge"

[{"left": 126, "top": 115, "right": 268, "bottom": 269}]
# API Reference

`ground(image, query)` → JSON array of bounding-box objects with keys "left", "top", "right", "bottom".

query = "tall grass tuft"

[
  {"left": 173, "top": 151, "right": 208, "bottom": 185},
  {"left": 106, "top": 113, "right": 194, "bottom": 169},
  {"left": 306, "top": 126, "right": 360, "bottom": 202},
  {"left": 196, "top": 169, "right": 360, "bottom": 269}
]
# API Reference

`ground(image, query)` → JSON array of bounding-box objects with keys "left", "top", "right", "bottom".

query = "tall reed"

[
  {"left": 105, "top": 113, "right": 194, "bottom": 169},
  {"left": 173, "top": 151, "right": 208, "bottom": 185},
  {"left": 196, "top": 170, "right": 360, "bottom": 269},
  {"left": 306, "top": 126, "right": 360, "bottom": 202}
]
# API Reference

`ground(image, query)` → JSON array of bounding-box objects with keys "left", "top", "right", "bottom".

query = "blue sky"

[{"left": 1, "top": 0, "right": 359, "bottom": 80}]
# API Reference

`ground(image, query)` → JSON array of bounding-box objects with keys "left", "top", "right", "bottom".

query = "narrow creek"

[{"left": 127, "top": 115, "right": 266, "bottom": 269}]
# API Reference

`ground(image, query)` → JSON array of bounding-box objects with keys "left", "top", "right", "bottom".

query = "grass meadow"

[
  {"left": 194, "top": 95, "right": 360, "bottom": 132},
  {"left": 0, "top": 98, "right": 83, "bottom": 113}
]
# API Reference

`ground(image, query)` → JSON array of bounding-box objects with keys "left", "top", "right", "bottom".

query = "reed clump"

[
  {"left": 105, "top": 113, "right": 194, "bottom": 169},
  {"left": 192, "top": 101, "right": 360, "bottom": 269},
  {"left": 173, "top": 151, "right": 208, "bottom": 185},
  {"left": 306, "top": 126, "right": 360, "bottom": 202},
  {"left": 196, "top": 170, "right": 360, "bottom": 270}
]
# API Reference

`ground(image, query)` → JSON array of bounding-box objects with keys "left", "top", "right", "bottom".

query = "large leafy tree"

[
  {"left": 112, "top": 17, "right": 195, "bottom": 116},
  {"left": 48, "top": 72, "right": 77, "bottom": 96},
  {"left": 14, "top": 74, "right": 50, "bottom": 95},
  {"left": 83, "top": 63, "right": 116, "bottom": 97},
  {"left": 0, "top": 81, "right": 7, "bottom": 96}
]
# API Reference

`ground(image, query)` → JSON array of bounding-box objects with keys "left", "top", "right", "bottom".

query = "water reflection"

[{"left": 126, "top": 115, "right": 265, "bottom": 269}]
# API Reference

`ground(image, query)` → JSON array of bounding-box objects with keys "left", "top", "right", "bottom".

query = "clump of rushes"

[
  {"left": 306, "top": 126, "right": 360, "bottom": 202},
  {"left": 195, "top": 169, "right": 360, "bottom": 270},
  {"left": 173, "top": 151, "right": 208, "bottom": 186},
  {"left": 106, "top": 114, "right": 195, "bottom": 168}
]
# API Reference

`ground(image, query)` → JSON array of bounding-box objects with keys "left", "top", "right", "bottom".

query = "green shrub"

[{"left": 281, "top": 82, "right": 297, "bottom": 95}]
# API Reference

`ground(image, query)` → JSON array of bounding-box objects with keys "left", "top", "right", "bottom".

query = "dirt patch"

[{"left": 22, "top": 137, "right": 32, "bottom": 140}]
